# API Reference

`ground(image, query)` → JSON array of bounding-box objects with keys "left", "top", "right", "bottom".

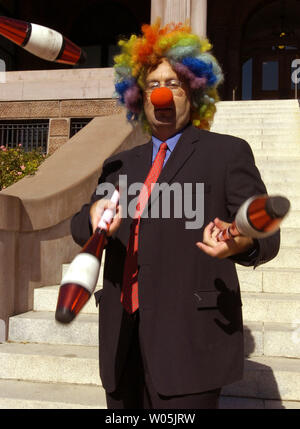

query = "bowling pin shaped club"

[
  {"left": 217, "top": 194, "right": 290, "bottom": 242},
  {"left": 0, "top": 16, "right": 86, "bottom": 65},
  {"left": 55, "top": 189, "right": 120, "bottom": 324}
]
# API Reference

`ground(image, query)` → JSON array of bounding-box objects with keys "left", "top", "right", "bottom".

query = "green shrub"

[{"left": 0, "top": 144, "right": 47, "bottom": 191}]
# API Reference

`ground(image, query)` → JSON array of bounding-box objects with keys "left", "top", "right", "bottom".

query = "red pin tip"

[{"left": 150, "top": 87, "right": 173, "bottom": 108}]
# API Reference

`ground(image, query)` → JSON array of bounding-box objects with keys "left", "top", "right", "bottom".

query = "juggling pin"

[
  {"left": 217, "top": 195, "right": 290, "bottom": 242},
  {"left": 55, "top": 189, "right": 120, "bottom": 324},
  {"left": 0, "top": 16, "right": 86, "bottom": 65}
]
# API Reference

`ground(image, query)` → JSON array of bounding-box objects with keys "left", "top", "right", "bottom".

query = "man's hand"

[
  {"left": 90, "top": 199, "right": 122, "bottom": 235},
  {"left": 196, "top": 217, "right": 254, "bottom": 259}
]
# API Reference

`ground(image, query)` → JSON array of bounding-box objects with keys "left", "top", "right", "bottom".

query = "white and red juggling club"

[
  {"left": 217, "top": 194, "right": 290, "bottom": 242},
  {"left": 0, "top": 16, "right": 86, "bottom": 65},
  {"left": 55, "top": 189, "right": 120, "bottom": 324}
]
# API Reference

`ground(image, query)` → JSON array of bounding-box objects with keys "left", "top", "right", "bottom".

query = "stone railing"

[{"left": 0, "top": 112, "right": 149, "bottom": 339}]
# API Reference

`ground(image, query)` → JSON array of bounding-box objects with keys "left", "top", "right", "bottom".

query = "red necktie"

[{"left": 121, "top": 142, "right": 168, "bottom": 314}]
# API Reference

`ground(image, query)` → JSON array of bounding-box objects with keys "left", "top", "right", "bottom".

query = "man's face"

[{"left": 143, "top": 59, "right": 192, "bottom": 139}]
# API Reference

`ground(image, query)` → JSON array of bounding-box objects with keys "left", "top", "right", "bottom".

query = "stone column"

[
  {"left": 164, "top": 0, "right": 191, "bottom": 24},
  {"left": 191, "top": 0, "right": 207, "bottom": 38},
  {"left": 151, "top": 0, "right": 207, "bottom": 38},
  {"left": 151, "top": 0, "right": 165, "bottom": 24}
]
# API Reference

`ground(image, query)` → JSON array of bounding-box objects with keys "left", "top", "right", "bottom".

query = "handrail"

[
  {"left": 0, "top": 113, "right": 141, "bottom": 231},
  {"left": 0, "top": 112, "right": 149, "bottom": 338}
]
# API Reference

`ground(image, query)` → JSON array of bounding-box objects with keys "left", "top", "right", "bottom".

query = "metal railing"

[
  {"left": 0, "top": 119, "right": 49, "bottom": 153},
  {"left": 70, "top": 118, "right": 93, "bottom": 138}
]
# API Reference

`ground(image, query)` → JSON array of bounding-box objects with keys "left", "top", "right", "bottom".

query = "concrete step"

[
  {"left": 261, "top": 176, "right": 300, "bottom": 186},
  {"left": 213, "top": 111, "right": 300, "bottom": 120},
  {"left": 217, "top": 99, "right": 298, "bottom": 105},
  {"left": 240, "top": 245, "right": 299, "bottom": 271},
  {"left": 0, "top": 323, "right": 299, "bottom": 395},
  {"left": 260, "top": 172, "right": 300, "bottom": 185},
  {"left": 241, "top": 292, "right": 300, "bottom": 324},
  {"left": 215, "top": 107, "right": 300, "bottom": 113},
  {"left": 215, "top": 100, "right": 299, "bottom": 111},
  {"left": 41, "top": 247, "right": 300, "bottom": 301},
  {"left": 61, "top": 263, "right": 104, "bottom": 287},
  {"left": 0, "top": 379, "right": 106, "bottom": 409},
  {"left": 2, "top": 322, "right": 299, "bottom": 385},
  {"left": 9, "top": 303, "right": 300, "bottom": 355},
  {"left": 251, "top": 136, "right": 299, "bottom": 151},
  {"left": 260, "top": 245, "right": 300, "bottom": 269},
  {"left": 34, "top": 285, "right": 100, "bottom": 314},
  {"left": 256, "top": 159, "right": 300, "bottom": 169},
  {"left": 276, "top": 228, "right": 300, "bottom": 247},
  {"left": 219, "top": 395, "right": 300, "bottom": 409},
  {"left": 237, "top": 266, "right": 300, "bottom": 294},
  {"left": 0, "top": 342, "right": 100, "bottom": 386},
  {"left": 244, "top": 321, "right": 300, "bottom": 359},
  {"left": 210, "top": 132, "right": 300, "bottom": 150},
  {"left": 222, "top": 356, "right": 300, "bottom": 402},
  {"left": 254, "top": 155, "right": 300, "bottom": 163},
  {"left": 213, "top": 115, "right": 300, "bottom": 123},
  {"left": 215, "top": 105, "right": 299, "bottom": 112},
  {"left": 35, "top": 267, "right": 300, "bottom": 307},
  {"left": 261, "top": 181, "right": 300, "bottom": 198},
  {"left": 3, "top": 343, "right": 298, "bottom": 409},
  {"left": 211, "top": 124, "right": 300, "bottom": 134},
  {"left": 251, "top": 148, "right": 300, "bottom": 157},
  {"left": 213, "top": 113, "right": 300, "bottom": 120},
  {"left": 8, "top": 311, "right": 98, "bottom": 346}
]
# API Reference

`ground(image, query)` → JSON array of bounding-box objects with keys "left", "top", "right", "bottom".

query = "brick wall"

[{"left": 0, "top": 68, "right": 123, "bottom": 154}]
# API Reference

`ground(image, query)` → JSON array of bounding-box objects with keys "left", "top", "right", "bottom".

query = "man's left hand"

[{"left": 196, "top": 217, "right": 254, "bottom": 259}]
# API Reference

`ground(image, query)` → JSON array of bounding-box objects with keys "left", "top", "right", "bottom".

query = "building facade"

[{"left": 0, "top": 0, "right": 299, "bottom": 101}]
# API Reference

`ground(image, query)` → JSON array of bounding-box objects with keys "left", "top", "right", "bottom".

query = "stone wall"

[{"left": 0, "top": 68, "right": 122, "bottom": 154}]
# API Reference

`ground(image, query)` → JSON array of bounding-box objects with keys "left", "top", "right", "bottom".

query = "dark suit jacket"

[{"left": 71, "top": 124, "right": 280, "bottom": 396}]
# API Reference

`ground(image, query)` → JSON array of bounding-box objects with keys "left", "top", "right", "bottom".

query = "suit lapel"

[
  {"left": 148, "top": 125, "right": 199, "bottom": 208},
  {"left": 128, "top": 124, "right": 200, "bottom": 186},
  {"left": 125, "top": 125, "right": 202, "bottom": 216},
  {"left": 158, "top": 124, "right": 199, "bottom": 184},
  {"left": 127, "top": 140, "right": 153, "bottom": 186}
]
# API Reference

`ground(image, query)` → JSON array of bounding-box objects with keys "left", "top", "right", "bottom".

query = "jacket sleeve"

[
  {"left": 70, "top": 158, "right": 120, "bottom": 247},
  {"left": 225, "top": 138, "right": 281, "bottom": 268}
]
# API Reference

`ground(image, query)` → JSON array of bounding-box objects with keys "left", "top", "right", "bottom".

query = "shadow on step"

[{"left": 221, "top": 326, "right": 284, "bottom": 409}]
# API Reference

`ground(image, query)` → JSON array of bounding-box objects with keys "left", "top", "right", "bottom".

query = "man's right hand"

[{"left": 90, "top": 199, "right": 122, "bottom": 235}]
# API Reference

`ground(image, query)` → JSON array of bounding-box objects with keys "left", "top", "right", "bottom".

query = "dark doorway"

[{"left": 241, "top": 0, "right": 300, "bottom": 100}]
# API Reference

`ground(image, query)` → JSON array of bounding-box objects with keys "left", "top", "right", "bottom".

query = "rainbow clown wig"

[{"left": 113, "top": 19, "right": 224, "bottom": 133}]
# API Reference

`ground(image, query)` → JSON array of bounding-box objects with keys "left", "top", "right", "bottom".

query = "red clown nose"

[{"left": 150, "top": 87, "right": 174, "bottom": 108}]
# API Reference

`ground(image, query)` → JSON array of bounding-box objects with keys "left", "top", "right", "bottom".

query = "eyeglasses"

[{"left": 145, "top": 79, "right": 183, "bottom": 93}]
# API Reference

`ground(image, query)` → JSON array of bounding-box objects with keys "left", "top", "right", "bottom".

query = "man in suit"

[{"left": 71, "top": 22, "right": 280, "bottom": 409}]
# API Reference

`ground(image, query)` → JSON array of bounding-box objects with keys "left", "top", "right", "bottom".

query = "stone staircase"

[
  {"left": 0, "top": 267, "right": 105, "bottom": 409},
  {"left": 0, "top": 99, "right": 300, "bottom": 409},
  {"left": 212, "top": 100, "right": 300, "bottom": 409}
]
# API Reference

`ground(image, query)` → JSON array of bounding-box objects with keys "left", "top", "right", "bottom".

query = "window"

[
  {"left": 70, "top": 118, "right": 93, "bottom": 137},
  {"left": 262, "top": 61, "right": 279, "bottom": 91},
  {"left": 0, "top": 119, "right": 49, "bottom": 153},
  {"left": 242, "top": 58, "right": 253, "bottom": 100}
]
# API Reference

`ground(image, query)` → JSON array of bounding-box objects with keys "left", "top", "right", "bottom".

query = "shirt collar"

[{"left": 152, "top": 130, "right": 183, "bottom": 154}]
